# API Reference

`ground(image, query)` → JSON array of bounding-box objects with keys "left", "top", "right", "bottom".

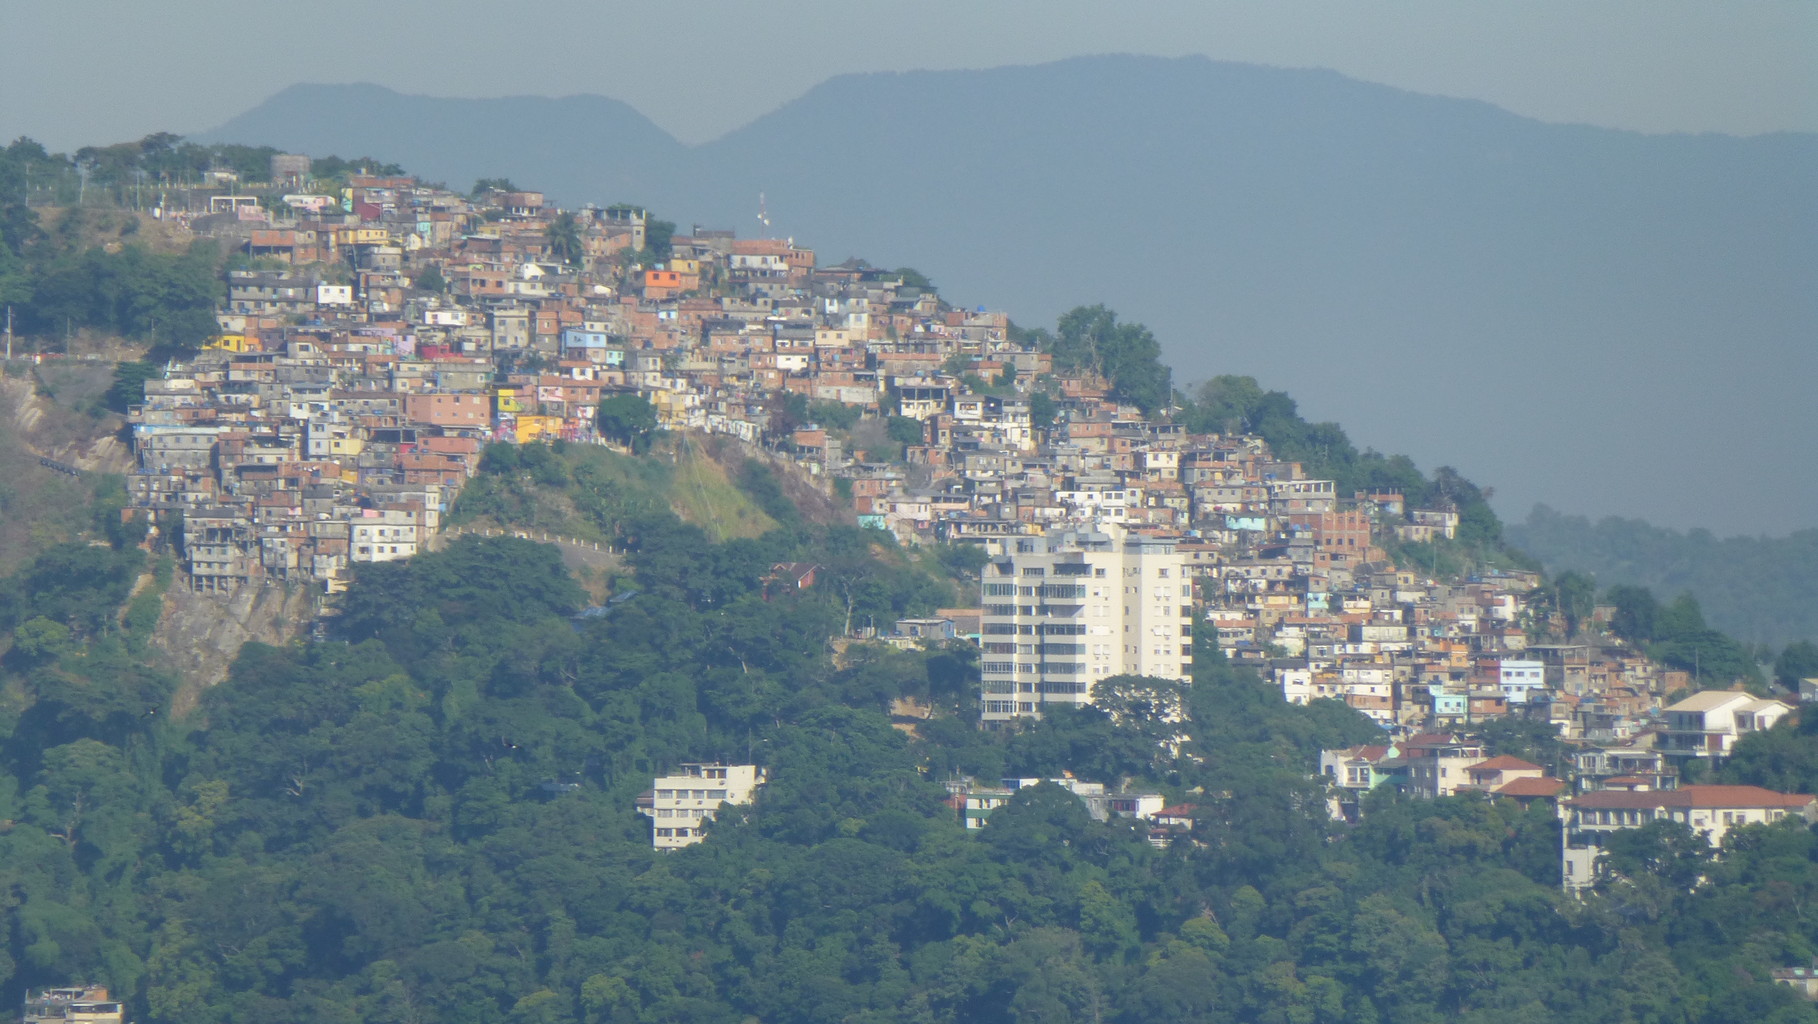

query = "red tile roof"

[
  {"left": 1568, "top": 785, "right": 1815, "bottom": 811},
  {"left": 1469, "top": 755, "right": 1543, "bottom": 772},
  {"left": 1496, "top": 777, "right": 1568, "bottom": 798}
]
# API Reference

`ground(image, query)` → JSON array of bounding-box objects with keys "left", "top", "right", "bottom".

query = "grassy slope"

[{"left": 447, "top": 435, "right": 782, "bottom": 543}]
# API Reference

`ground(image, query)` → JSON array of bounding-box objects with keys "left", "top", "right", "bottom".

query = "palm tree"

[{"left": 546, "top": 211, "right": 584, "bottom": 268}]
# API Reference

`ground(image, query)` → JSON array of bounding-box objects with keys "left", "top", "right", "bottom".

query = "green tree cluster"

[
  {"left": 1605, "top": 587, "right": 1761, "bottom": 688},
  {"left": 1508, "top": 504, "right": 1818, "bottom": 650},
  {"left": 594, "top": 394, "right": 659, "bottom": 454},
  {"left": 1047, "top": 305, "right": 1171, "bottom": 415}
]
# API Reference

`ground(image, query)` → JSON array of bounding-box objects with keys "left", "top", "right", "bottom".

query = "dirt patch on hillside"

[
  {"left": 0, "top": 370, "right": 134, "bottom": 571},
  {"left": 156, "top": 578, "right": 321, "bottom": 717},
  {"left": 36, "top": 206, "right": 198, "bottom": 257},
  {"left": 1, "top": 366, "right": 134, "bottom": 473}
]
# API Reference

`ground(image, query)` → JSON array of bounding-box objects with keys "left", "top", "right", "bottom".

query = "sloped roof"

[
  {"left": 1665, "top": 689, "right": 1755, "bottom": 713},
  {"left": 1469, "top": 755, "right": 1543, "bottom": 772},
  {"left": 1497, "top": 777, "right": 1568, "bottom": 798},
  {"left": 1569, "top": 784, "right": 1815, "bottom": 811}
]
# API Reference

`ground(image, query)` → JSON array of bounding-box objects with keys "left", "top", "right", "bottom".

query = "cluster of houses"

[
  {"left": 1318, "top": 689, "right": 1812, "bottom": 889},
  {"left": 129, "top": 161, "right": 1816, "bottom": 891},
  {"left": 135, "top": 160, "right": 1507, "bottom": 596}
]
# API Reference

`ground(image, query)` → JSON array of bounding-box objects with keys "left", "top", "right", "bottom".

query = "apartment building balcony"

[{"left": 1658, "top": 729, "right": 1727, "bottom": 755}]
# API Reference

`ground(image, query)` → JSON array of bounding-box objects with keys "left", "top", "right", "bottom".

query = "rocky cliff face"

[{"left": 155, "top": 578, "right": 321, "bottom": 716}]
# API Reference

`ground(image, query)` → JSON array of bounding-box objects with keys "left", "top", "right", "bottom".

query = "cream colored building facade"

[
  {"left": 980, "top": 528, "right": 1192, "bottom": 725},
  {"left": 641, "top": 763, "right": 767, "bottom": 850}
]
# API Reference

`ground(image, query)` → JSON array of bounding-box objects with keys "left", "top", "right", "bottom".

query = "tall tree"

[
  {"left": 546, "top": 211, "right": 584, "bottom": 267},
  {"left": 1049, "top": 305, "right": 1171, "bottom": 414}
]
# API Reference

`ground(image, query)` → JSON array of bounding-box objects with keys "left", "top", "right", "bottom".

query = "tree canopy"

[{"left": 1048, "top": 305, "right": 1172, "bottom": 415}]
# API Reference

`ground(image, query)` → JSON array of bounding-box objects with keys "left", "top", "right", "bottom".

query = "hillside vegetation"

[
  {"left": 3, "top": 478, "right": 1818, "bottom": 1022},
  {"left": 1509, "top": 505, "right": 1818, "bottom": 650},
  {"left": 448, "top": 434, "right": 849, "bottom": 546}
]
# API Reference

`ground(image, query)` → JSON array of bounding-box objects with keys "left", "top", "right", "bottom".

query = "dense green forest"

[
  {"left": 5, "top": 476, "right": 1818, "bottom": 1023},
  {"left": 1508, "top": 504, "right": 1818, "bottom": 650}
]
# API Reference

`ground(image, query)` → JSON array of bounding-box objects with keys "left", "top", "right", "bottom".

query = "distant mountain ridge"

[
  {"left": 200, "top": 55, "right": 1818, "bottom": 537},
  {"left": 205, "top": 82, "right": 685, "bottom": 201}
]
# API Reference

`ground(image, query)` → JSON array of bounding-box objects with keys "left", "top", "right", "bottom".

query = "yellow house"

[
  {"left": 496, "top": 389, "right": 527, "bottom": 414},
  {"left": 336, "top": 226, "right": 391, "bottom": 246},
  {"left": 205, "top": 334, "right": 257, "bottom": 353},
  {"left": 648, "top": 390, "right": 694, "bottom": 427},
  {"left": 514, "top": 415, "right": 564, "bottom": 443}
]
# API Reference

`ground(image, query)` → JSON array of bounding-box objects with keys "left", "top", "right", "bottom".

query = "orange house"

[{"left": 643, "top": 269, "right": 683, "bottom": 300}]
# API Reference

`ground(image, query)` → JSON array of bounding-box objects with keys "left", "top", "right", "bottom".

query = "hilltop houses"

[{"left": 129, "top": 172, "right": 1787, "bottom": 843}]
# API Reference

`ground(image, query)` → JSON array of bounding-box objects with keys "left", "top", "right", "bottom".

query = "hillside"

[
  {"left": 1508, "top": 504, "right": 1818, "bottom": 649},
  {"left": 448, "top": 433, "right": 847, "bottom": 541},
  {"left": 200, "top": 55, "right": 1818, "bottom": 536},
  {"left": 0, "top": 363, "right": 133, "bottom": 573},
  {"left": 4, "top": 120, "right": 1815, "bottom": 1023},
  {"left": 5, "top": 489, "right": 1818, "bottom": 1022}
]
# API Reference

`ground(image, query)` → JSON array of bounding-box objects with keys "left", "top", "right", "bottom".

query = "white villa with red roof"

[{"left": 1561, "top": 782, "right": 1818, "bottom": 889}]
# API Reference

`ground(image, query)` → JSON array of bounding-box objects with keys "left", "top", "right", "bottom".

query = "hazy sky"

[{"left": 4, "top": 1, "right": 1815, "bottom": 152}]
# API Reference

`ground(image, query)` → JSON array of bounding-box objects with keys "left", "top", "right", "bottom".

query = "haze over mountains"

[{"left": 202, "top": 55, "right": 1818, "bottom": 537}]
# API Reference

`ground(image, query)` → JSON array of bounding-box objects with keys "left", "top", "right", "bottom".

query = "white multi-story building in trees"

[
  {"left": 980, "top": 527, "right": 1192, "bottom": 725},
  {"left": 639, "top": 763, "right": 767, "bottom": 850}
]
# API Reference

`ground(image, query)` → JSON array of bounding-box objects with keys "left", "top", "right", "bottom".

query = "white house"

[
  {"left": 1657, "top": 691, "right": 1793, "bottom": 759},
  {"left": 1561, "top": 782, "right": 1818, "bottom": 889}
]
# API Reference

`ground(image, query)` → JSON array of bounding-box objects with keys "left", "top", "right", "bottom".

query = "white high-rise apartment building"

[
  {"left": 980, "top": 528, "right": 1193, "bottom": 725},
  {"left": 640, "top": 763, "right": 767, "bottom": 849}
]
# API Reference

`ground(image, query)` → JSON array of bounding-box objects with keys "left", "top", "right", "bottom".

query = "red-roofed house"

[
  {"left": 1562, "top": 784, "right": 1818, "bottom": 890},
  {"left": 1463, "top": 755, "right": 1545, "bottom": 792},
  {"left": 1493, "top": 775, "right": 1569, "bottom": 808}
]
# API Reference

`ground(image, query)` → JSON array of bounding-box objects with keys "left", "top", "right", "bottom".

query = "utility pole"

[{"left": 5, "top": 305, "right": 12, "bottom": 362}]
